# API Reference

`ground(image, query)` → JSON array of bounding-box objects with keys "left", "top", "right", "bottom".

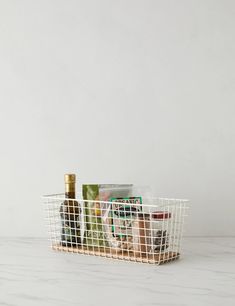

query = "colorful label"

[{"left": 110, "top": 197, "right": 142, "bottom": 239}]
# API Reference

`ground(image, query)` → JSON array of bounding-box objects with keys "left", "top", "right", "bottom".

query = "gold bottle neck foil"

[
  {"left": 65, "top": 183, "right": 76, "bottom": 194},
  {"left": 64, "top": 174, "right": 76, "bottom": 197},
  {"left": 64, "top": 174, "right": 76, "bottom": 184}
]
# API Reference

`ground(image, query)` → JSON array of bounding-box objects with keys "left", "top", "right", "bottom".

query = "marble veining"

[{"left": 0, "top": 238, "right": 235, "bottom": 306}]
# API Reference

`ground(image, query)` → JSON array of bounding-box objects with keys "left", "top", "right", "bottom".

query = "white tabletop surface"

[{"left": 1, "top": 237, "right": 234, "bottom": 306}]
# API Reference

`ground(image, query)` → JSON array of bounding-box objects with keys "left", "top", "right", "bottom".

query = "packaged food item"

[
  {"left": 132, "top": 213, "right": 151, "bottom": 255},
  {"left": 151, "top": 211, "right": 171, "bottom": 252},
  {"left": 104, "top": 196, "right": 142, "bottom": 250},
  {"left": 82, "top": 184, "right": 132, "bottom": 248},
  {"left": 102, "top": 205, "right": 120, "bottom": 249},
  {"left": 111, "top": 197, "right": 142, "bottom": 238}
]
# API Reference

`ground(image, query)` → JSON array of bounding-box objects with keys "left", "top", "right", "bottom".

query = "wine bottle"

[{"left": 60, "top": 174, "right": 81, "bottom": 247}]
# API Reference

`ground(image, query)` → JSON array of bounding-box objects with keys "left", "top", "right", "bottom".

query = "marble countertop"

[{"left": 0, "top": 237, "right": 234, "bottom": 306}]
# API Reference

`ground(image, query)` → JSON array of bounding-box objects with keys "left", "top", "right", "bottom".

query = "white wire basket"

[{"left": 43, "top": 194, "right": 189, "bottom": 265}]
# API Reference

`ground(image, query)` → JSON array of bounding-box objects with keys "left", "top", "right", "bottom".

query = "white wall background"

[{"left": 0, "top": 0, "right": 234, "bottom": 237}]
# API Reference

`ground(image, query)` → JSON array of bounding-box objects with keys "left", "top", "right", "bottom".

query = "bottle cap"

[
  {"left": 151, "top": 211, "right": 171, "bottom": 219},
  {"left": 64, "top": 174, "right": 76, "bottom": 183}
]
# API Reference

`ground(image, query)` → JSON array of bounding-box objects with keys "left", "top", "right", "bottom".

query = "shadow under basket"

[{"left": 43, "top": 194, "right": 188, "bottom": 265}]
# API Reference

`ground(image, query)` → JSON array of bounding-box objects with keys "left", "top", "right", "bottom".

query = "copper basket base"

[{"left": 52, "top": 244, "right": 180, "bottom": 265}]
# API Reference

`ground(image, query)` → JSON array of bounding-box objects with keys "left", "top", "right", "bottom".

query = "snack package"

[
  {"left": 107, "top": 185, "right": 153, "bottom": 251},
  {"left": 111, "top": 197, "right": 142, "bottom": 238},
  {"left": 82, "top": 184, "right": 132, "bottom": 247},
  {"left": 109, "top": 197, "right": 142, "bottom": 250}
]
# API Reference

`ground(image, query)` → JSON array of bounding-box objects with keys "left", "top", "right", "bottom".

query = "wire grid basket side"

[{"left": 43, "top": 194, "right": 189, "bottom": 265}]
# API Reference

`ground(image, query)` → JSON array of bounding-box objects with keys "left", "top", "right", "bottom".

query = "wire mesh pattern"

[{"left": 43, "top": 194, "right": 188, "bottom": 265}]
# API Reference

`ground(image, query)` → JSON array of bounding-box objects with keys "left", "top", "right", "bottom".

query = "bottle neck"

[{"left": 65, "top": 183, "right": 76, "bottom": 199}]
